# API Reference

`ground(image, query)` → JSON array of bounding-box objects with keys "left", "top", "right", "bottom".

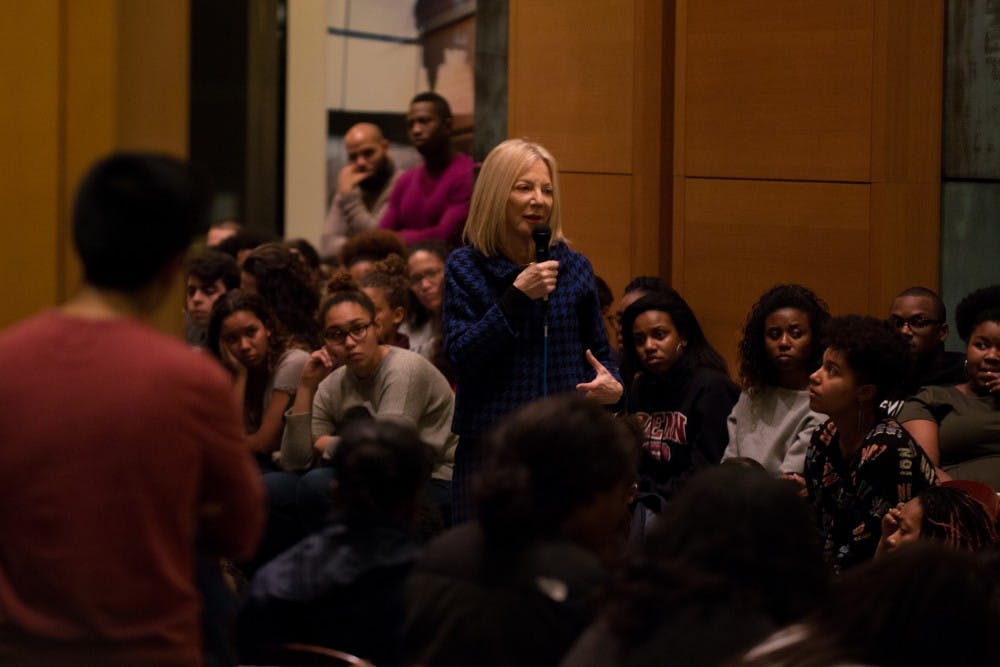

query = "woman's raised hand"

[
  {"left": 220, "top": 345, "right": 247, "bottom": 376},
  {"left": 513, "top": 260, "right": 559, "bottom": 300},
  {"left": 576, "top": 349, "right": 624, "bottom": 405},
  {"left": 300, "top": 348, "right": 336, "bottom": 390}
]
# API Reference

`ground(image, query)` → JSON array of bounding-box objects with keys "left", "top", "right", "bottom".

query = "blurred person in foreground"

[{"left": 0, "top": 153, "right": 265, "bottom": 667}]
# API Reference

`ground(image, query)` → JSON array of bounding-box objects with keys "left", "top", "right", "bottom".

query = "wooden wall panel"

[
  {"left": 683, "top": 0, "right": 873, "bottom": 181},
  {"left": 0, "top": 2, "right": 61, "bottom": 328},
  {"left": 871, "top": 0, "right": 944, "bottom": 183},
  {"left": 559, "top": 173, "right": 634, "bottom": 297},
  {"left": 0, "top": 1, "right": 190, "bottom": 334},
  {"left": 508, "top": 0, "right": 635, "bottom": 173},
  {"left": 508, "top": 0, "right": 667, "bottom": 305},
  {"left": 676, "top": 178, "right": 871, "bottom": 367},
  {"left": 869, "top": 182, "right": 942, "bottom": 312},
  {"left": 672, "top": 0, "right": 944, "bottom": 376}
]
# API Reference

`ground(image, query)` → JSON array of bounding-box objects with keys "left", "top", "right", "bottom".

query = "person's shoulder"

[
  {"left": 445, "top": 245, "right": 488, "bottom": 273},
  {"left": 911, "top": 383, "right": 961, "bottom": 404},
  {"left": 385, "top": 347, "right": 449, "bottom": 381},
  {"left": 278, "top": 346, "right": 311, "bottom": 367},
  {"left": 692, "top": 366, "right": 739, "bottom": 393},
  {"left": 449, "top": 152, "right": 475, "bottom": 172},
  {"left": 417, "top": 521, "right": 486, "bottom": 576}
]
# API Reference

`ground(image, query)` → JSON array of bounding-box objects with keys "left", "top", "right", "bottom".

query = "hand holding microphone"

[{"left": 514, "top": 223, "right": 558, "bottom": 300}]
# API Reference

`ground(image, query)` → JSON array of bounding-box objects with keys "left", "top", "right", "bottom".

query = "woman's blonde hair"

[{"left": 463, "top": 139, "right": 564, "bottom": 256}]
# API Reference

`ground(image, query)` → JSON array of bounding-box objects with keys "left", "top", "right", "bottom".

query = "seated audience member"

[
  {"left": 321, "top": 122, "right": 401, "bottom": 258},
  {"left": 207, "top": 217, "right": 242, "bottom": 247},
  {"left": 208, "top": 291, "right": 310, "bottom": 463},
  {"left": 723, "top": 284, "right": 830, "bottom": 480},
  {"left": 614, "top": 275, "right": 671, "bottom": 353},
  {"left": 403, "top": 394, "right": 638, "bottom": 667},
  {"left": 339, "top": 228, "right": 408, "bottom": 283},
  {"left": 804, "top": 315, "right": 936, "bottom": 573},
  {"left": 239, "top": 419, "right": 433, "bottom": 667},
  {"left": 737, "top": 543, "right": 998, "bottom": 667},
  {"left": 876, "top": 485, "right": 998, "bottom": 557},
  {"left": 899, "top": 285, "right": 1000, "bottom": 488},
  {"left": 274, "top": 275, "right": 456, "bottom": 529},
  {"left": 358, "top": 253, "right": 412, "bottom": 348},
  {"left": 214, "top": 227, "right": 277, "bottom": 265},
  {"left": 561, "top": 465, "right": 827, "bottom": 667},
  {"left": 0, "top": 153, "right": 264, "bottom": 666},
  {"left": 401, "top": 240, "right": 449, "bottom": 363},
  {"left": 889, "top": 286, "right": 966, "bottom": 390},
  {"left": 620, "top": 291, "right": 739, "bottom": 501},
  {"left": 379, "top": 92, "right": 474, "bottom": 246},
  {"left": 241, "top": 242, "right": 322, "bottom": 350},
  {"left": 184, "top": 249, "right": 240, "bottom": 348}
]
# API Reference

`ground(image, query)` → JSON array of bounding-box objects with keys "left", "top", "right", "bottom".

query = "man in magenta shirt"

[{"left": 380, "top": 92, "right": 474, "bottom": 246}]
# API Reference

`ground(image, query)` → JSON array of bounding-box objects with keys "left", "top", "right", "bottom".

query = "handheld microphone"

[
  {"left": 531, "top": 224, "right": 552, "bottom": 397},
  {"left": 532, "top": 223, "right": 551, "bottom": 264}
]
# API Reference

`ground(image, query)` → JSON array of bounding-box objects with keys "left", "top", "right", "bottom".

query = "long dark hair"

[
  {"left": 620, "top": 290, "right": 728, "bottom": 383},
  {"left": 737, "top": 284, "right": 830, "bottom": 391},
  {"left": 738, "top": 543, "right": 997, "bottom": 667},
  {"left": 207, "top": 290, "right": 288, "bottom": 374},
  {"left": 242, "top": 242, "right": 321, "bottom": 349},
  {"left": 477, "top": 394, "right": 637, "bottom": 547},
  {"left": 607, "top": 465, "right": 827, "bottom": 659}
]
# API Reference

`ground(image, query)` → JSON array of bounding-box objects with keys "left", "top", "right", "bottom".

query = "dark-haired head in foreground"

[
  {"left": 73, "top": 152, "right": 208, "bottom": 297},
  {"left": 573, "top": 465, "right": 827, "bottom": 667},
  {"left": 477, "top": 393, "right": 638, "bottom": 559},
  {"left": 738, "top": 543, "right": 998, "bottom": 667}
]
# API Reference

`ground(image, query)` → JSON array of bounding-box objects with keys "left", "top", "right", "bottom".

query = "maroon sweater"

[{"left": 0, "top": 311, "right": 265, "bottom": 666}]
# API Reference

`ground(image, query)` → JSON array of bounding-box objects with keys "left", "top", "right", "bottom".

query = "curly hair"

[
  {"left": 206, "top": 290, "right": 288, "bottom": 373},
  {"left": 330, "top": 418, "right": 436, "bottom": 522},
  {"left": 320, "top": 270, "right": 376, "bottom": 323},
  {"left": 242, "top": 242, "right": 321, "bottom": 348},
  {"left": 737, "top": 284, "right": 830, "bottom": 391},
  {"left": 954, "top": 284, "right": 1000, "bottom": 342},
  {"left": 359, "top": 253, "right": 410, "bottom": 313},
  {"left": 620, "top": 290, "right": 729, "bottom": 383},
  {"left": 477, "top": 393, "right": 638, "bottom": 546},
  {"left": 822, "top": 315, "right": 909, "bottom": 407},
  {"left": 917, "top": 486, "right": 999, "bottom": 552},
  {"left": 340, "top": 229, "right": 407, "bottom": 270},
  {"left": 606, "top": 465, "right": 827, "bottom": 656}
]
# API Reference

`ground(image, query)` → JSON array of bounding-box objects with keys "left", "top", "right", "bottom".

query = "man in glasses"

[{"left": 888, "top": 286, "right": 966, "bottom": 397}]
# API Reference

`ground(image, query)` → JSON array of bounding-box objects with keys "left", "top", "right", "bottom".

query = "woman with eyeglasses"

[
  {"left": 401, "top": 240, "right": 449, "bottom": 360},
  {"left": 898, "top": 285, "right": 1000, "bottom": 489},
  {"left": 277, "top": 272, "right": 457, "bottom": 477}
]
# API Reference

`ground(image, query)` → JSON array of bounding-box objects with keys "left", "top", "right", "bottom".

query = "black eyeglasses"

[
  {"left": 888, "top": 315, "right": 942, "bottom": 331},
  {"left": 322, "top": 321, "right": 373, "bottom": 344}
]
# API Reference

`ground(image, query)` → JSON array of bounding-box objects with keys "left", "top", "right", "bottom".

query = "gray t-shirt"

[
  {"left": 279, "top": 346, "right": 457, "bottom": 479},
  {"left": 723, "top": 386, "right": 826, "bottom": 475},
  {"left": 898, "top": 385, "right": 1000, "bottom": 488}
]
